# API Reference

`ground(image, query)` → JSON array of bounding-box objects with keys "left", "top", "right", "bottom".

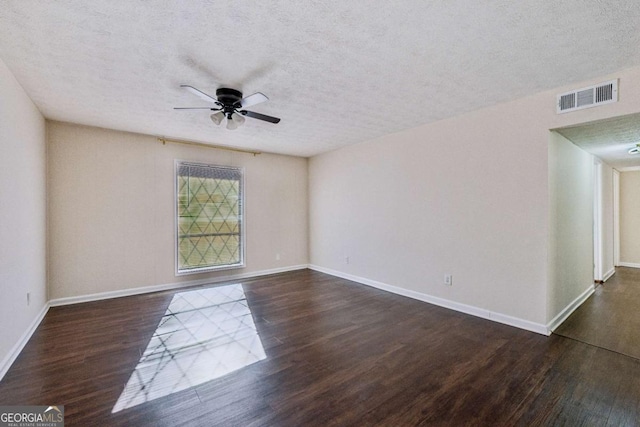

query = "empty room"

[{"left": 2, "top": 2, "right": 640, "bottom": 425}]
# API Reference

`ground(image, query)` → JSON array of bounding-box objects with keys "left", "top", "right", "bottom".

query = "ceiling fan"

[{"left": 175, "top": 85, "right": 281, "bottom": 130}]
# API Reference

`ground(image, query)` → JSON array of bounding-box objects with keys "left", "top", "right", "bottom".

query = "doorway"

[{"left": 552, "top": 113, "right": 640, "bottom": 357}]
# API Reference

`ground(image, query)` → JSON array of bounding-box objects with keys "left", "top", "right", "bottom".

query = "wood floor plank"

[{"left": 1, "top": 269, "right": 640, "bottom": 426}]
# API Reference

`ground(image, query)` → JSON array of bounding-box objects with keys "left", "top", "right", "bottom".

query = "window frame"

[{"left": 174, "top": 160, "right": 246, "bottom": 276}]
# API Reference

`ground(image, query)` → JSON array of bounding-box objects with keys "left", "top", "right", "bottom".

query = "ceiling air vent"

[{"left": 556, "top": 79, "right": 618, "bottom": 114}]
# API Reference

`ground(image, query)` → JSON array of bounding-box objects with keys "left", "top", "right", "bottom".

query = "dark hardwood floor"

[
  {"left": 2, "top": 269, "right": 640, "bottom": 426},
  {"left": 555, "top": 267, "right": 640, "bottom": 361}
]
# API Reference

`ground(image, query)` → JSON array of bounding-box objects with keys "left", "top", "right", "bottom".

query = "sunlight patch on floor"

[{"left": 112, "top": 284, "right": 266, "bottom": 413}]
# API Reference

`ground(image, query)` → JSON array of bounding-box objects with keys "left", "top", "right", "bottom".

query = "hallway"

[{"left": 554, "top": 267, "right": 640, "bottom": 359}]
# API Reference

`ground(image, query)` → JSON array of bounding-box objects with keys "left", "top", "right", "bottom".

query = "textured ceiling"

[
  {"left": 557, "top": 113, "right": 640, "bottom": 170},
  {"left": 1, "top": 1, "right": 640, "bottom": 157}
]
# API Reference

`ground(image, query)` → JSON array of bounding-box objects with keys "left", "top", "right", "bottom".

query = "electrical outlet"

[
  {"left": 444, "top": 274, "right": 453, "bottom": 286},
  {"left": 27, "top": 292, "right": 30, "bottom": 305},
  {"left": 276, "top": 253, "right": 280, "bottom": 261},
  {"left": 345, "top": 256, "right": 350, "bottom": 264}
]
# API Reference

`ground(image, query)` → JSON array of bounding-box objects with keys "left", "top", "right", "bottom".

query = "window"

[{"left": 176, "top": 161, "right": 244, "bottom": 274}]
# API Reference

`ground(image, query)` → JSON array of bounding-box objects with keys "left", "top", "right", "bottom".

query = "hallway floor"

[{"left": 555, "top": 267, "right": 640, "bottom": 360}]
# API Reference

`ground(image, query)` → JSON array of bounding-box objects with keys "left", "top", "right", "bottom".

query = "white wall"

[
  {"left": 0, "top": 59, "right": 47, "bottom": 369},
  {"left": 47, "top": 122, "right": 308, "bottom": 300},
  {"left": 620, "top": 171, "right": 640, "bottom": 266},
  {"left": 547, "top": 132, "right": 594, "bottom": 322},
  {"left": 310, "top": 66, "right": 640, "bottom": 331}
]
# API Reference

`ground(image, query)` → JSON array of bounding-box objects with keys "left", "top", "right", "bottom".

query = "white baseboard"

[
  {"left": 0, "top": 302, "right": 50, "bottom": 381},
  {"left": 308, "top": 265, "right": 549, "bottom": 336},
  {"left": 546, "top": 284, "right": 594, "bottom": 333},
  {"left": 49, "top": 264, "right": 309, "bottom": 307},
  {"left": 618, "top": 262, "right": 640, "bottom": 269},
  {"left": 603, "top": 267, "right": 616, "bottom": 282}
]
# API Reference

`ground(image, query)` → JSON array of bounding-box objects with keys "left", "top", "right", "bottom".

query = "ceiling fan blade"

[
  {"left": 174, "top": 107, "right": 221, "bottom": 110},
  {"left": 180, "top": 85, "right": 218, "bottom": 104},
  {"left": 241, "top": 110, "right": 281, "bottom": 124},
  {"left": 238, "top": 92, "right": 268, "bottom": 108}
]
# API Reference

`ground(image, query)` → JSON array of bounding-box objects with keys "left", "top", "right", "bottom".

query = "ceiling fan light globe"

[
  {"left": 210, "top": 111, "right": 224, "bottom": 125},
  {"left": 226, "top": 118, "right": 238, "bottom": 130},
  {"left": 231, "top": 112, "right": 245, "bottom": 126}
]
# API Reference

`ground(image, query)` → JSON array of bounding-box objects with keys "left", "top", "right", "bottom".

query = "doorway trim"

[
  {"left": 593, "top": 159, "right": 603, "bottom": 282},
  {"left": 613, "top": 168, "right": 620, "bottom": 267}
]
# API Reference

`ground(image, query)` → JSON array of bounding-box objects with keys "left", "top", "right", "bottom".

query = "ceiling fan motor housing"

[{"left": 216, "top": 88, "right": 243, "bottom": 106}]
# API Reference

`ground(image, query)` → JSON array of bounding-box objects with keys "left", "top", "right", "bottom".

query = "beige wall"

[
  {"left": 310, "top": 66, "right": 640, "bottom": 329},
  {"left": 548, "top": 131, "right": 594, "bottom": 321},
  {"left": 0, "top": 59, "right": 47, "bottom": 367},
  {"left": 310, "top": 97, "right": 551, "bottom": 326},
  {"left": 47, "top": 122, "right": 308, "bottom": 299},
  {"left": 620, "top": 170, "right": 640, "bottom": 266}
]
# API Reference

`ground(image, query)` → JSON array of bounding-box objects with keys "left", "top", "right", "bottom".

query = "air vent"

[{"left": 556, "top": 79, "right": 618, "bottom": 114}]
